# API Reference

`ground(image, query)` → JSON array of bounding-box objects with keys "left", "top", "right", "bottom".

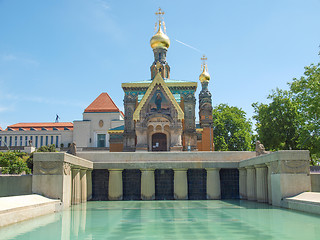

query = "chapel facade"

[{"left": 109, "top": 8, "right": 214, "bottom": 152}]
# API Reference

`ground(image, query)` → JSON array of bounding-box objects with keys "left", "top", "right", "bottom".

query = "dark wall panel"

[
  {"left": 188, "top": 169, "right": 207, "bottom": 200},
  {"left": 155, "top": 169, "right": 174, "bottom": 200},
  {"left": 123, "top": 169, "right": 141, "bottom": 200},
  {"left": 220, "top": 168, "right": 239, "bottom": 199},
  {"left": 92, "top": 169, "right": 109, "bottom": 201}
]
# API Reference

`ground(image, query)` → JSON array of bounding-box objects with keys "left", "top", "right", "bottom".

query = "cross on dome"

[{"left": 201, "top": 55, "right": 208, "bottom": 70}]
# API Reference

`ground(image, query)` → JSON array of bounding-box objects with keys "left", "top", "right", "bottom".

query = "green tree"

[
  {"left": 0, "top": 151, "right": 31, "bottom": 174},
  {"left": 212, "top": 104, "right": 253, "bottom": 151},
  {"left": 252, "top": 88, "right": 300, "bottom": 151},
  {"left": 289, "top": 61, "right": 320, "bottom": 162}
]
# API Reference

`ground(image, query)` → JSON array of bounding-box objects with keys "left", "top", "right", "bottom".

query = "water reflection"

[{"left": 1, "top": 200, "right": 320, "bottom": 239}]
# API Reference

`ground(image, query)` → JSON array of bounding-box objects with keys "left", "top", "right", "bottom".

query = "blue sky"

[{"left": 0, "top": 0, "right": 320, "bottom": 129}]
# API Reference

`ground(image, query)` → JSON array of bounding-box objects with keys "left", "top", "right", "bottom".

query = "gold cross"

[
  {"left": 201, "top": 55, "right": 207, "bottom": 70},
  {"left": 155, "top": 7, "right": 165, "bottom": 21},
  {"left": 155, "top": 7, "right": 165, "bottom": 29}
]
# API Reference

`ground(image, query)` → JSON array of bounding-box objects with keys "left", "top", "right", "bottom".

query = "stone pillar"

[
  {"left": 174, "top": 169, "right": 188, "bottom": 200},
  {"left": 108, "top": 169, "right": 123, "bottom": 200},
  {"left": 80, "top": 169, "right": 87, "bottom": 203},
  {"left": 238, "top": 168, "right": 247, "bottom": 200},
  {"left": 86, "top": 170, "right": 92, "bottom": 201},
  {"left": 246, "top": 166, "right": 256, "bottom": 201},
  {"left": 265, "top": 163, "right": 272, "bottom": 204},
  {"left": 141, "top": 169, "right": 155, "bottom": 200},
  {"left": 206, "top": 168, "right": 221, "bottom": 199},
  {"left": 72, "top": 168, "right": 81, "bottom": 205},
  {"left": 255, "top": 164, "right": 268, "bottom": 203}
]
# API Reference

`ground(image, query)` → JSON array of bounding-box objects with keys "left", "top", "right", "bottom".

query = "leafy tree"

[
  {"left": 0, "top": 151, "right": 31, "bottom": 174},
  {"left": 289, "top": 61, "right": 320, "bottom": 162},
  {"left": 252, "top": 88, "right": 300, "bottom": 151},
  {"left": 212, "top": 104, "right": 253, "bottom": 151}
]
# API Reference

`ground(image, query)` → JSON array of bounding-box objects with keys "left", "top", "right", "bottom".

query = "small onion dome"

[
  {"left": 199, "top": 67, "right": 210, "bottom": 83},
  {"left": 150, "top": 27, "right": 170, "bottom": 50}
]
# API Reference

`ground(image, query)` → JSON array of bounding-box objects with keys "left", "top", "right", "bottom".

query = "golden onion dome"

[
  {"left": 199, "top": 67, "right": 210, "bottom": 83},
  {"left": 150, "top": 27, "right": 170, "bottom": 50}
]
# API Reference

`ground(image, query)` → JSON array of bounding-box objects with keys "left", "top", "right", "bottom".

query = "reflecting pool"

[{"left": 1, "top": 200, "right": 320, "bottom": 239}]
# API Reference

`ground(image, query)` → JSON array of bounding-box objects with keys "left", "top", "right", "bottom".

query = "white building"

[
  {"left": 73, "top": 92, "right": 124, "bottom": 149},
  {"left": 0, "top": 92, "right": 123, "bottom": 151}
]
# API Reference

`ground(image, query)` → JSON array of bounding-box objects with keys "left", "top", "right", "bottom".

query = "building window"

[
  {"left": 15, "top": 136, "right": 17, "bottom": 146},
  {"left": 56, "top": 136, "right": 59, "bottom": 147},
  {"left": 97, "top": 134, "right": 106, "bottom": 147},
  {"left": 20, "top": 136, "right": 23, "bottom": 146},
  {"left": 46, "top": 136, "right": 48, "bottom": 146},
  {"left": 25, "top": 136, "right": 28, "bottom": 146},
  {"left": 0, "top": 136, "right": 2, "bottom": 146},
  {"left": 51, "top": 136, "right": 54, "bottom": 145},
  {"left": 9, "top": 136, "right": 12, "bottom": 146},
  {"left": 5, "top": 136, "right": 7, "bottom": 146},
  {"left": 40, "top": 136, "right": 43, "bottom": 147},
  {"left": 35, "top": 136, "right": 38, "bottom": 148}
]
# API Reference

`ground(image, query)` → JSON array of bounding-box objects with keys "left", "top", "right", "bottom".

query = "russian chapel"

[{"left": 110, "top": 8, "right": 214, "bottom": 152}]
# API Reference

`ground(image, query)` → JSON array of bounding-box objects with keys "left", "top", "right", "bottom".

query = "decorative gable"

[{"left": 133, "top": 72, "right": 184, "bottom": 121}]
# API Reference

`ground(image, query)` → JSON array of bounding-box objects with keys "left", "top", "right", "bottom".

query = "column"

[
  {"left": 80, "top": 169, "right": 87, "bottom": 203},
  {"left": 255, "top": 164, "right": 268, "bottom": 203},
  {"left": 108, "top": 169, "right": 123, "bottom": 200},
  {"left": 265, "top": 163, "right": 272, "bottom": 204},
  {"left": 141, "top": 169, "right": 155, "bottom": 200},
  {"left": 238, "top": 168, "right": 247, "bottom": 200},
  {"left": 174, "top": 169, "right": 188, "bottom": 200},
  {"left": 206, "top": 168, "right": 221, "bottom": 199},
  {"left": 86, "top": 170, "right": 92, "bottom": 201},
  {"left": 72, "top": 168, "right": 81, "bottom": 205},
  {"left": 246, "top": 166, "right": 256, "bottom": 201}
]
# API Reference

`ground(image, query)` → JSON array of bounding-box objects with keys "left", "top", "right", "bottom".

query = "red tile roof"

[
  {"left": 84, "top": 93, "right": 120, "bottom": 113},
  {"left": 5, "top": 122, "right": 73, "bottom": 131},
  {"left": 0, "top": 126, "right": 3, "bottom": 131}
]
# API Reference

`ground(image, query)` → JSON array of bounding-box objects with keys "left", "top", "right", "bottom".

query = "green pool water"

[{"left": 1, "top": 200, "right": 320, "bottom": 240}]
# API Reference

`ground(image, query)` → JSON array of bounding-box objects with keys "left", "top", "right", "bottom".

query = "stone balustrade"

[
  {"left": 32, "top": 150, "right": 311, "bottom": 208},
  {"left": 33, "top": 152, "right": 93, "bottom": 208},
  {"left": 239, "top": 150, "right": 311, "bottom": 206}
]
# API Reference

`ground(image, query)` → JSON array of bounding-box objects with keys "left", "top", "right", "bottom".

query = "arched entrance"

[{"left": 152, "top": 133, "right": 167, "bottom": 151}]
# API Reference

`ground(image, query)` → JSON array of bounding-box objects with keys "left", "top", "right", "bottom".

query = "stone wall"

[
  {"left": 311, "top": 173, "right": 320, "bottom": 192},
  {"left": 123, "top": 169, "right": 141, "bottom": 200},
  {"left": 220, "top": 169, "right": 239, "bottom": 199},
  {"left": 92, "top": 169, "right": 109, "bottom": 200},
  {"left": 187, "top": 169, "right": 206, "bottom": 200},
  {"left": 0, "top": 175, "right": 32, "bottom": 197},
  {"left": 32, "top": 152, "right": 93, "bottom": 208},
  {"left": 155, "top": 169, "right": 174, "bottom": 200}
]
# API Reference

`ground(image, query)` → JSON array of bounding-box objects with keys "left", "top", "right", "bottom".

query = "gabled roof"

[
  {"left": 5, "top": 122, "right": 73, "bottom": 131},
  {"left": 84, "top": 93, "right": 120, "bottom": 113},
  {"left": 122, "top": 79, "right": 197, "bottom": 89},
  {"left": 133, "top": 72, "right": 184, "bottom": 121}
]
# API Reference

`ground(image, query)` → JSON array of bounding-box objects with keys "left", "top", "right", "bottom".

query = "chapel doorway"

[{"left": 152, "top": 133, "right": 167, "bottom": 151}]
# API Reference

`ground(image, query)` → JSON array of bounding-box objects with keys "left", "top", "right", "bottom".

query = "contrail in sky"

[{"left": 175, "top": 39, "right": 202, "bottom": 53}]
